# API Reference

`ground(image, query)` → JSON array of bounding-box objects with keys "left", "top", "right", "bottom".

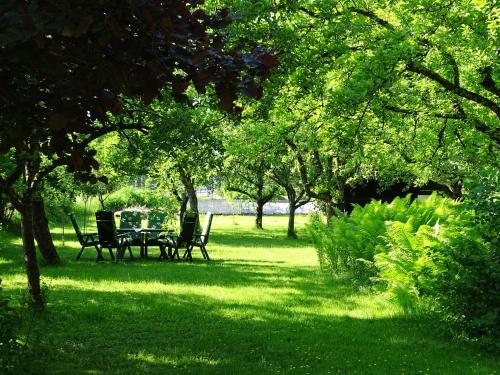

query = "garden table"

[{"left": 117, "top": 228, "right": 173, "bottom": 258}]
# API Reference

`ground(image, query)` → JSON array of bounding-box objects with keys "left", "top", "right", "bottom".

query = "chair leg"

[
  {"left": 201, "top": 244, "right": 210, "bottom": 260},
  {"left": 158, "top": 244, "right": 168, "bottom": 260},
  {"left": 185, "top": 245, "right": 193, "bottom": 261},
  {"left": 171, "top": 245, "right": 180, "bottom": 260},
  {"left": 128, "top": 245, "right": 134, "bottom": 259},
  {"left": 76, "top": 245, "right": 85, "bottom": 261},
  {"left": 108, "top": 247, "right": 116, "bottom": 261},
  {"left": 96, "top": 246, "right": 105, "bottom": 262}
]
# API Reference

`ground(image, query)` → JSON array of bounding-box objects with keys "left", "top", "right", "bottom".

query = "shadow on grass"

[
  {"left": 2, "top": 225, "right": 498, "bottom": 374},
  {"left": 34, "top": 283, "right": 497, "bottom": 375}
]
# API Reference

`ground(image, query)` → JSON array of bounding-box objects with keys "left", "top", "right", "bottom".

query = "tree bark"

[
  {"left": 186, "top": 185, "right": 198, "bottom": 213},
  {"left": 32, "top": 195, "right": 60, "bottom": 265},
  {"left": 19, "top": 200, "right": 44, "bottom": 307},
  {"left": 179, "top": 193, "right": 188, "bottom": 226},
  {"left": 256, "top": 200, "right": 264, "bottom": 229},
  {"left": 179, "top": 168, "right": 198, "bottom": 213},
  {"left": 325, "top": 201, "right": 336, "bottom": 227},
  {"left": 288, "top": 202, "right": 297, "bottom": 238},
  {"left": 286, "top": 188, "right": 297, "bottom": 238}
]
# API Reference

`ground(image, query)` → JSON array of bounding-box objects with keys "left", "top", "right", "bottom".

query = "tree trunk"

[
  {"left": 256, "top": 200, "right": 264, "bottom": 229},
  {"left": 288, "top": 202, "right": 297, "bottom": 238},
  {"left": 179, "top": 193, "right": 188, "bottom": 226},
  {"left": 186, "top": 185, "right": 198, "bottom": 213},
  {"left": 335, "top": 179, "right": 348, "bottom": 213},
  {"left": 19, "top": 201, "right": 44, "bottom": 307},
  {"left": 32, "top": 196, "right": 60, "bottom": 265},
  {"left": 98, "top": 192, "right": 105, "bottom": 209},
  {"left": 179, "top": 169, "right": 198, "bottom": 213},
  {"left": 325, "top": 201, "right": 336, "bottom": 227},
  {"left": 286, "top": 188, "right": 297, "bottom": 238}
]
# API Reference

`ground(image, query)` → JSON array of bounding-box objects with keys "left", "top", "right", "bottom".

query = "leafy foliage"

[
  {"left": 463, "top": 167, "right": 500, "bottom": 244},
  {"left": 105, "top": 186, "right": 176, "bottom": 213},
  {"left": 308, "top": 194, "right": 454, "bottom": 279},
  {"left": 308, "top": 192, "right": 499, "bottom": 347}
]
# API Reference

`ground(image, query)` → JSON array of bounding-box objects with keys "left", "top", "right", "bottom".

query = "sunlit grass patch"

[{"left": 1, "top": 215, "right": 498, "bottom": 374}]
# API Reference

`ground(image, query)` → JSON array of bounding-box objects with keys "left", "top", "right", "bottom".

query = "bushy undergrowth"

[
  {"left": 309, "top": 183, "right": 499, "bottom": 349},
  {"left": 104, "top": 186, "right": 175, "bottom": 212},
  {"left": 0, "top": 279, "right": 49, "bottom": 374},
  {"left": 309, "top": 194, "right": 454, "bottom": 280}
]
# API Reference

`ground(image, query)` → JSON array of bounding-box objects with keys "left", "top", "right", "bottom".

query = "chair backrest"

[
  {"left": 147, "top": 211, "right": 167, "bottom": 229},
  {"left": 95, "top": 210, "right": 118, "bottom": 247},
  {"left": 200, "top": 212, "right": 213, "bottom": 245},
  {"left": 179, "top": 211, "right": 198, "bottom": 245},
  {"left": 119, "top": 210, "right": 142, "bottom": 229},
  {"left": 68, "top": 212, "right": 84, "bottom": 245}
]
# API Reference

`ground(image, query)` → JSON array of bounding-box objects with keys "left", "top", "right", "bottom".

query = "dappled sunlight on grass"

[
  {"left": 128, "top": 351, "right": 222, "bottom": 368},
  {"left": 1, "top": 215, "right": 498, "bottom": 374}
]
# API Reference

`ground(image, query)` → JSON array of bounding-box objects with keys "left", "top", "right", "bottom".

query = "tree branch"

[
  {"left": 350, "top": 8, "right": 394, "bottom": 29},
  {"left": 226, "top": 186, "right": 258, "bottom": 201},
  {"left": 406, "top": 62, "right": 500, "bottom": 119},
  {"left": 480, "top": 66, "right": 500, "bottom": 98},
  {"left": 384, "top": 104, "right": 465, "bottom": 120}
]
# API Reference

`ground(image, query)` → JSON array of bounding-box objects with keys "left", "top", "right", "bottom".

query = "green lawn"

[{"left": 1, "top": 215, "right": 498, "bottom": 374}]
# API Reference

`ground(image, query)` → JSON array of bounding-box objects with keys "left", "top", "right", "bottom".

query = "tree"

[
  {"left": 269, "top": 155, "right": 310, "bottom": 238},
  {"left": 210, "top": 0, "right": 498, "bottom": 219},
  {"left": 143, "top": 91, "right": 225, "bottom": 215},
  {"left": 222, "top": 122, "right": 279, "bottom": 229},
  {"left": 0, "top": 1, "right": 276, "bottom": 306},
  {"left": 227, "top": 106, "right": 310, "bottom": 237}
]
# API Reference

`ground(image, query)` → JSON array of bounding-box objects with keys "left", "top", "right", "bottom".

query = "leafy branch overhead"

[{"left": 0, "top": 0, "right": 277, "bottom": 184}]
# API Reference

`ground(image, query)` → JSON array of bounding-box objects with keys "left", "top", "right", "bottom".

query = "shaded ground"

[{"left": 1, "top": 215, "right": 498, "bottom": 374}]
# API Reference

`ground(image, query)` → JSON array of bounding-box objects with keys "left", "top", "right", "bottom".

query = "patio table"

[{"left": 117, "top": 228, "right": 173, "bottom": 258}]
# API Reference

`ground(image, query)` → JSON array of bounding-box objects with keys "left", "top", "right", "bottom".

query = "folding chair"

[
  {"left": 159, "top": 211, "right": 198, "bottom": 261},
  {"left": 68, "top": 212, "right": 100, "bottom": 261},
  {"left": 95, "top": 210, "right": 131, "bottom": 261},
  {"left": 144, "top": 210, "right": 169, "bottom": 257},
  {"left": 186, "top": 212, "right": 213, "bottom": 260}
]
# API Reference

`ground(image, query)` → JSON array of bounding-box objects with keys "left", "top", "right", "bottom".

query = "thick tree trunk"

[
  {"left": 256, "top": 201, "right": 264, "bottom": 229},
  {"left": 186, "top": 185, "right": 198, "bottom": 213},
  {"left": 179, "top": 168, "right": 198, "bottom": 213},
  {"left": 32, "top": 196, "right": 60, "bottom": 265},
  {"left": 19, "top": 201, "right": 44, "bottom": 307}
]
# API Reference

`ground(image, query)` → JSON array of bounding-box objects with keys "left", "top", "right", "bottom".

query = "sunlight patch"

[{"left": 128, "top": 350, "right": 221, "bottom": 367}]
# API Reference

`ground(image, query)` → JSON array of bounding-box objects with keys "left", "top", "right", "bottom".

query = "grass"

[{"left": 1, "top": 214, "right": 498, "bottom": 374}]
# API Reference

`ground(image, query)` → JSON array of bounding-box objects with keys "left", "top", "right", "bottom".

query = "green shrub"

[
  {"left": 308, "top": 191, "right": 499, "bottom": 348},
  {"left": 430, "top": 222, "right": 499, "bottom": 349},
  {"left": 463, "top": 167, "right": 499, "bottom": 244},
  {"left": 104, "top": 186, "right": 173, "bottom": 211},
  {"left": 428, "top": 169, "right": 499, "bottom": 349},
  {"left": 307, "top": 194, "right": 453, "bottom": 282}
]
